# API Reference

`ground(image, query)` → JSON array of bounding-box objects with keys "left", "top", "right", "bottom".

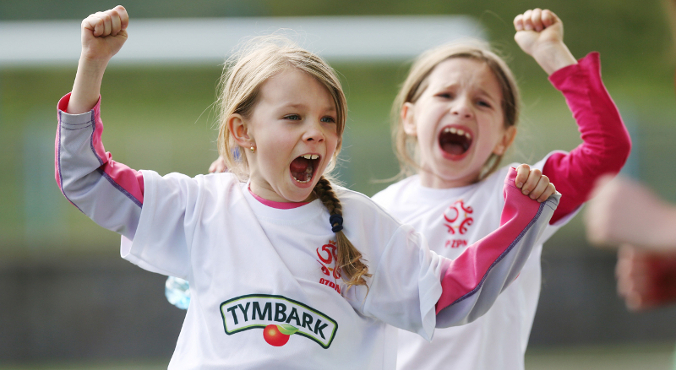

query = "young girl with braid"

[
  {"left": 56, "top": 6, "right": 562, "bottom": 369},
  {"left": 372, "top": 9, "right": 632, "bottom": 370}
]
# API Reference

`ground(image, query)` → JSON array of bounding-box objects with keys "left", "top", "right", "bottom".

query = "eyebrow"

[
  {"left": 434, "top": 81, "right": 458, "bottom": 91},
  {"left": 475, "top": 87, "right": 500, "bottom": 102},
  {"left": 278, "top": 102, "right": 337, "bottom": 113},
  {"left": 432, "top": 83, "right": 499, "bottom": 100}
]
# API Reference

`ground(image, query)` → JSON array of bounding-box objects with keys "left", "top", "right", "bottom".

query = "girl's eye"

[
  {"left": 436, "top": 93, "right": 453, "bottom": 99},
  {"left": 284, "top": 114, "right": 301, "bottom": 121},
  {"left": 477, "top": 100, "right": 492, "bottom": 108},
  {"left": 320, "top": 116, "right": 336, "bottom": 123}
]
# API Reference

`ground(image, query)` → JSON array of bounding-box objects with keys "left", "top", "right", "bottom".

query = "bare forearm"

[
  {"left": 67, "top": 5, "right": 129, "bottom": 114},
  {"left": 532, "top": 42, "right": 577, "bottom": 75},
  {"left": 68, "top": 57, "right": 108, "bottom": 114},
  {"left": 585, "top": 177, "right": 676, "bottom": 251},
  {"left": 638, "top": 203, "right": 676, "bottom": 250}
]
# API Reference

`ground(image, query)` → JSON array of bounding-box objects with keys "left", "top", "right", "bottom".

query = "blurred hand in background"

[
  {"left": 615, "top": 244, "right": 676, "bottom": 311},
  {"left": 585, "top": 176, "right": 676, "bottom": 310},
  {"left": 208, "top": 155, "right": 227, "bottom": 173}
]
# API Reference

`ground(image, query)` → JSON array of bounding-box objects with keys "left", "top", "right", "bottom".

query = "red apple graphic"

[{"left": 263, "top": 324, "right": 298, "bottom": 346}]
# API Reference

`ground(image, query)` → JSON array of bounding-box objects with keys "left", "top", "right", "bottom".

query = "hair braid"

[{"left": 313, "top": 176, "right": 371, "bottom": 290}]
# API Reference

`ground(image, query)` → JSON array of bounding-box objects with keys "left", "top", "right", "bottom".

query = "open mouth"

[
  {"left": 290, "top": 154, "right": 320, "bottom": 184},
  {"left": 439, "top": 127, "right": 473, "bottom": 157}
]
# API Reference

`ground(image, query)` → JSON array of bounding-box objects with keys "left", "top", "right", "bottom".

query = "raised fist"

[{"left": 80, "top": 5, "right": 129, "bottom": 63}]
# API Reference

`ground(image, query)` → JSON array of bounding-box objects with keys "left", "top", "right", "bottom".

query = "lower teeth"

[{"left": 292, "top": 164, "right": 314, "bottom": 183}]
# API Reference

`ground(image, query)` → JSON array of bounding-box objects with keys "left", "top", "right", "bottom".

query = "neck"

[
  {"left": 417, "top": 168, "right": 479, "bottom": 189},
  {"left": 248, "top": 186, "right": 312, "bottom": 209}
]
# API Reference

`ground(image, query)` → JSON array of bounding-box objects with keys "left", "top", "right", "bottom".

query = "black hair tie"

[{"left": 330, "top": 214, "right": 343, "bottom": 233}]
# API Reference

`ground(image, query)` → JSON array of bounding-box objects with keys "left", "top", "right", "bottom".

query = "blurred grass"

[
  {"left": 525, "top": 343, "right": 676, "bottom": 370},
  {"left": 3, "top": 1, "right": 676, "bottom": 366},
  {"left": 0, "top": 343, "right": 672, "bottom": 369},
  {"left": 1, "top": 0, "right": 675, "bottom": 259},
  {"left": 0, "top": 359, "right": 168, "bottom": 370},
  {"left": 3, "top": 49, "right": 676, "bottom": 256},
  {"left": 3, "top": 0, "right": 676, "bottom": 257}
]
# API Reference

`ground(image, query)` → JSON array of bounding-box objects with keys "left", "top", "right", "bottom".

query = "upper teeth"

[
  {"left": 302, "top": 154, "right": 319, "bottom": 160},
  {"left": 443, "top": 127, "right": 472, "bottom": 139}
]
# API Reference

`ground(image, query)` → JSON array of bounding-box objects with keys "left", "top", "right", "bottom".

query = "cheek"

[
  {"left": 420, "top": 123, "right": 438, "bottom": 146},
  {"left": 480, "top": 114, "right": 506, "bottom": 138},
  {"left": 327, "top": 137, "right": 339, "bottom": 160},
  {"left": 417, "top": 106, "right": 445, "bottom": 136}
]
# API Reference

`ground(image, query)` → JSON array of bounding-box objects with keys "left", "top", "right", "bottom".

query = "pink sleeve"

[
  {"left": 435, "top": 168, "right": 559, "bottom": 325},
  {"left": 56, "top": 92, "right": 145, "bottom": 205},
  {"left": 543, "top": 52, "right": 631, "bottom": 224},
  {"left": 55, "top": 93, "right": 146, "bottom": 239}
]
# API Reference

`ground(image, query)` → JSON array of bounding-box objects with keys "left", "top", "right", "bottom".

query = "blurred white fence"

[{"left": 0, "top": 15, "right": 484, "bottom": 66}]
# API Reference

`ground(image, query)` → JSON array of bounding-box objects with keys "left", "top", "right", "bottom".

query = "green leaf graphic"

[{"left": 277, "top": 324, "right": 299, "bottom": 335}]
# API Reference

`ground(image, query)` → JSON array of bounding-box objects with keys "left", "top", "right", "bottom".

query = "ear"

[
  {"left": 492, "top": 125, "right": 517, "bottom": 155},
  {"left": 401, "top": 102, "right": 417, "bottom": 136},
  {"left": 228, "top": 113, "right": 254, "bottom": 148}
]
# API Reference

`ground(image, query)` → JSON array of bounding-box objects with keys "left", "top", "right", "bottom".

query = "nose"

[
  {"left": 303, "top": 119, "right": 325, "bottom": 143},
  {"left": 450, "top": 96, "right": 473, "bottom": 119}
]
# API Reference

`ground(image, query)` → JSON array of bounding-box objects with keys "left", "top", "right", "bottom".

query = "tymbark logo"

[{"left": 220, "top": 294, "right": 338, "bottom": 348}]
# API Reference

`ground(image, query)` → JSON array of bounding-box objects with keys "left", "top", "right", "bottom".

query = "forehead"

[
  {"left": 426, "top": 57, "right": 502, "bottom": 97},
  {"left": 258, "top": 68, "right": 335, "bottom": 111}
]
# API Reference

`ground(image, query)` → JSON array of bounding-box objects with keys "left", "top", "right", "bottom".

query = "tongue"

[
  {"left": 442, "top": 142, "right": 466, "bottom": 155},
  {"left": 290, "top": 157, "right": 313, "bottom": 182},
  {"left": 290, "top": 157, "right": 310, "bottom": 173}
]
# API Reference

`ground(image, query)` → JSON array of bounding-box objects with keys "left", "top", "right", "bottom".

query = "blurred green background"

[{"left": 3, "top": 0, "right": 676, "bottom": 368}]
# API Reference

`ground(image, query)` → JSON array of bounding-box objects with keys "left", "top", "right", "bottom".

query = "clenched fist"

[{"left": 80, "top": 5, "right": 129, "bottom": 63}]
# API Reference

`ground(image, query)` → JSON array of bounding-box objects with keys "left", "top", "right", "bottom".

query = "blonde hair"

[
  {"left": 391, "top": 40, "right": 520, "bottom": 181},
  {"left": 216, "top": 35, "right": 370, "bottom": 289}
]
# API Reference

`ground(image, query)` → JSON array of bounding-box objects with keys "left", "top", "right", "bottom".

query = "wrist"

[
  {"left": 649, "top": 205, "right": 676, "bottom": 250},
  {"left": 78, "top": 53, "right": 110, "bottom": 74},
  {"left": 532, "top": 42, "right": 577, "bottom": 75},
  {"left": 67, "top": 56, "right": 107, "bottom": 114}
]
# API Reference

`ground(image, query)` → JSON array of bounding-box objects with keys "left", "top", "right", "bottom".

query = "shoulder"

[
  {"left": 509, "top": 152, "right": 569, "bottom": 175},
  {"left": 332, "top": 185, "right": 414, "bottom": 263},
  {"left": 141, "top": 170, "right": 243, "bottom": 199},
  {"left": 480, "top": 165, "right": 511, "bottom": 192},
  {"left": 333, "top": 185, "right": 402, "bottom": 227},
  {"left": 371, "top": 175, "right": 419, "bottom": 207},
  {"left": 143, "top": 170, "right": 239, "bottom": 185}
]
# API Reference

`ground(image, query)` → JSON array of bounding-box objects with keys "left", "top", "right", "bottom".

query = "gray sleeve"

[
  {"left": 55, "top": 105, "right": 143, "bottom": 240},
  {"left": 434, "top": 169, "right": 560, "bottom": 328}
]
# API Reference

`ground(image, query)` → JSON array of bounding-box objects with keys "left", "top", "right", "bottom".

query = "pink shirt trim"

[
  {"left": 248, "top": 187, "right": 310, "bottom": 209},
  {"left": 56, "top": 93, "right": 145, "bottom": 205},
  {"left": 436, "top": 167, "right": 549, "bottom": 313}
]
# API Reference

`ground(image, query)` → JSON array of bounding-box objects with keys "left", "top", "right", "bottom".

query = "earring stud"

[{"left": 250, "top": 146, "right": 256, "bottom": 153}]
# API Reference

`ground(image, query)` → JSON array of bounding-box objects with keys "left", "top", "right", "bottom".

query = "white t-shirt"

[
  {"left": 56, "top": 94, "right": 562, "bottom": 370},
  {"left": 121, "top": 170, "right": 445, "bottom": 370},
  {"left": 372, "top": 160, "right": 575, "bottom": 370}
]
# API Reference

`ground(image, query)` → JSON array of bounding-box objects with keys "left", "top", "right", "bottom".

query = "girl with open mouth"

[
  {"left": 373, "top": 8, "right": 632, "bottom": 370},
  {"left": 56, "top": 5, "right": 563, "bottom": 369}
]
